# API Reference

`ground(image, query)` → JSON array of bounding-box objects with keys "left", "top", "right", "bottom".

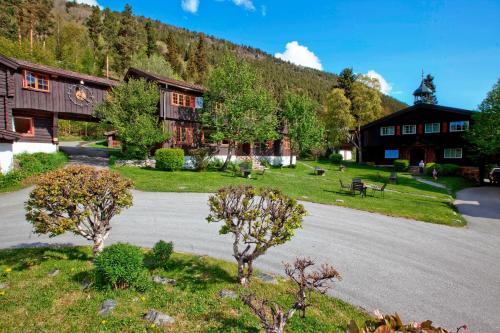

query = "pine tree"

[
  {"left": 164, "top": 32, "right": 181, "bottom": 73},
  {"left": 145, "top": 21, "right": 156, "bottom": 58},
  {"left": 194, "top": 34, "right": 208, "bottom": 83},
  {"left": 423, "top": 74, "right": 438, "bottom": 104},
  {"left": 337, "top": 68, "right": 357, "bottom": 101},
  {"left": 186, "top": 44, "right": 198, "bottom": 81},
  {"left": 86, "top": 6, "right": 102, "bottom": 54},
  {"left": 114, "top": 4, "right": 138, "bottom": 73}
]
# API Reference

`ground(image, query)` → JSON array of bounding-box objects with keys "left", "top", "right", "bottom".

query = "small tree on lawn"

[
  {"left": 95, "top": 78, "right": 169, "bottom": 159},
  {"left": 25, "top": 165, "right": 133, "bottom": 255},
  {"left": 207, "top": 185, "right": 307, "bottom": 284},
  {"left": 282, "top": 91, "right": 325, "bottom": 166},
  {"left": 203, "top": 51, "right": 278, "bottom": 170},
  {"left": 284, "top": 257, "right": 341, "bottom": 318}
]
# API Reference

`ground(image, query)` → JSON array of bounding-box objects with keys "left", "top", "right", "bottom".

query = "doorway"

[{"left": 410, "top": 148, "right": 425, "bottom": 166}]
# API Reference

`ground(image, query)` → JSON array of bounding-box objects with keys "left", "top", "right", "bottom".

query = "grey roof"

[
  {"left": 125, "top": 68, "right": 205, "bottom": 93},
  {"left": 413, "top": 80, "right": 433, "bottom": 95}
]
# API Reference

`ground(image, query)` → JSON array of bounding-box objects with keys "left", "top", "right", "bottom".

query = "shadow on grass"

[
  {"left": 0, "top": 245, "right": 91, "bottom": 271},
  {"left": 203, "top": 311, "right": 260, "bottom": 333}
]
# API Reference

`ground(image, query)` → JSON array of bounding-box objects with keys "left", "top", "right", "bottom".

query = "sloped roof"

[
  {"left": 125, "top": 68, "right": 205, "bottom": 93},
  {"left": 413, "top": 79, "right": 433, "bottom": 95},
  {"left": 0, "top": 53, "right": 119, "bottom": 87},
  {"left": 361, "top": 103, "right": 474, "bottom": 130},
  {"left": 0, "top": 129, "right": 21, "bottom": 141}
]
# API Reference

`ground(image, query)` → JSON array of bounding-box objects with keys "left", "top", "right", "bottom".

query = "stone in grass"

[
  {"left": 98, "top": 299, "right": 117, "bottom": 316},
  {"left": 144, "top": 309, "right": 175, "bottom": 325},
  {"left": 80, "top": 277, "right": 93, "bottom": 290},
  {"left": 152, "top": 275, "right": 177, "bottom": 286},
  {"left": 257, "top": 272, "right": 278, "bottom": 284},
  {"left": 336, "top": 199, "right": 345, "bottom": 203},
  {"left": 0, "top": 282, "right": 9, "bottom": 289},
  {"left": 47, "top": 269, "right": 60, "bottom": 277},
  {"left": 218, "top": 289, "right": 237, "bottom": 300}
]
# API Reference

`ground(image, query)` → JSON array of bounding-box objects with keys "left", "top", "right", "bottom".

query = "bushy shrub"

[
  {"left": 239, "top": 160, "right": 253, "bottom": 170},
  {"left": 228, "top": 161, "right": 239, "bottom": 176},
  {"left": 95, "top": 242, "right": 151, "bottom": 291},
  {"left": 258, "top": 157, "right": 272, "bottom": 168},
  {"left": 155, "top": 148, "right": 184, "bottom": 171},
  {"left": 208, "top": 159, "right": 224, "bottom": 170},
  {"left": 151, "top": 240, "right": 173, "bottom": 269},
  {"left": 425, "top": 163, "right": 460, "bottom": 176},
  {"left": 329, "top": 153, "right": 343, "bottom": 164},
  {"left": 393, "top": 159, "right": 409, "bottom": 171},
  {"left": 189, "top": 148, "right": 213, "bottom": 171}
]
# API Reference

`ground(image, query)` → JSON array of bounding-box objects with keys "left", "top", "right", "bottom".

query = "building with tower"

[{"left": 360, "top": 76, "right": 475, "bottom": 167}]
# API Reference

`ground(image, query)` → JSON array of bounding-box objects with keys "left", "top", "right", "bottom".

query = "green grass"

[
  {"left": 420, "top": 175, "right": 475, "bottom": 196},
  {"left": 0, "top": 246, "right": 368, "bottom": 332},
  {"left": 86, "top": 140, "right": 120, "bottom": 151},
  {"left": 114, "top": 160, "right": 467, "bottom": 226}
]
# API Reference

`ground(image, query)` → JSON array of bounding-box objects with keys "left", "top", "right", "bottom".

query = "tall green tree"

[
  {"left": 95, "top": 79, "right": 169, "bottom": 159},
  {"left": 466, "top": 79, "right": 500, "bottom": 159},
  {"left": 322, "top": 88, "right": 353, "bottom": 149},
  {"left": 164, "top": 32, "right": 181, "bottom": 74},
  {"left": 185, "top": 44, "right": 198, "bottom": 81},
  {"left": 85, "top": 6, "right": 103, "bottom": 74},
  {"left": 337, "top": 68, "right": 357, "bottom": 101},
  {"left": 114, "top": 4, "right": 138, "bottom": 73},
  {"left": 194, "top": 34, "right": 208, "bottom": 83},
  {"left": 423, "top": 73, "right": 438, "bottom": 104},
  {"left": 144, "top": 21, "right": 156, "bottom": 58},
  {"left": 282, "top": 92, "right": 325, "bottom": 165},
  {"left": 204, "top": 52, "right": 278, "bottom": 170}
]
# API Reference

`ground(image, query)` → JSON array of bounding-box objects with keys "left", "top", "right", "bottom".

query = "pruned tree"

[
  {"left": 207, "top": 185, "right": 307, "bottom": 284},
  {"left": 241, "top": 293, "right": 296, "bottom": 333},
  {"left": 25, "top": 165, "right": 133, "bottom": 255},
  {"left": 323, "top": 88, "right": 353, "bottom": 149},
  {"left": 284, "top": 257, "right": 341, "bottom": 318}
]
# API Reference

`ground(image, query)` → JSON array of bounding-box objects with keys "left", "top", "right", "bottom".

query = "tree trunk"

[
  {"left": 93, "top": 234, "right": 106, "bottom": 256},
  {"left": 221, "top": 142, "right": 234, "bottom": 171},
  {"left": 106, "top": 54, "right": 109, "bottom": 78},
  {"left": 237, "top": 260, "right": 247, "bottom": 285},
  {"left": 29, "top": 21, "right": 33, "bottom": 52}
]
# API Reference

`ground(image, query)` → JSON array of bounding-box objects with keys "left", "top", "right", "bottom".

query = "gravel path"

[{"left": 1, "top": 188, "right": 499, "bottom": 332}]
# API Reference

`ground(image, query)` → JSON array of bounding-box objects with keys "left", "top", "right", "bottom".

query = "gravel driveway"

[{"left": 1, "top": 187, "right": 499, "bottom": 332}]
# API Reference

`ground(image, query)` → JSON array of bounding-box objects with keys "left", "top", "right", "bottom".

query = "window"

[
  {"left": 385, "top": 150, "right": 399, "bottom": 159},
  {"left": 13, "top": 117, "right": 35, "bottom": 136},
  {"left": 22, "top": 70, "right": 50, "bottom": 92},
  {"left": 449, "top": 121, "right": 469, "bottom": 132},
  {"left": 402, "top": 124, "right": 416, "bottom": 135},
  {"left": 380, "top": 126, "right": 395, "bottom": 136},
  {"left": 444, "top": 148, "right": 463, "bottom": 159},
  {"left": 171, "top": 92, "right": 195, "bottom": 108},
  {"left": 425, "top": 123, "right": 440, "bottom": 133}
]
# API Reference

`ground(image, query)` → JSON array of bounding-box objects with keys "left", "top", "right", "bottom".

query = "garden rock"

[
  {"left": 80, "top": 277, "right": 93, "bottom": 290},
  {"left": 99, "top": 299, "right": 117, "bottom": 316},
  {"left": 47, "top": 269, "right": 60, "bottom": 277},
  {"left": 0, "top": 282, "right": 9, "bottom": 289},
  {"left": 114, "top": 159, "right": 156, "bottom": 168},
  {"left": 218, "top": 289, "right": 237, "bottom": 299},
  {"left": 152, "top": 275, "right": 177, "bottom": 286},
  {"left": 144, "top": 309, "right": 175, "bottom": 325},
  {"left": 257, "top": 272, "right": 278, "bottom": 284},
  {"left": 336, "top": 199, "right": 345, "bottom": 203}
]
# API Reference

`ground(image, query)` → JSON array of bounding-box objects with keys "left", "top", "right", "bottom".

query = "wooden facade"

[
  {"left": 361, "top": 103, "right": 474, "bottom": 166},
  {"left": 0, "top": 54, "right": 117, "bottom": 146},
  {"left": 125, "top": 68, "right": 292, "bottom": 160}
]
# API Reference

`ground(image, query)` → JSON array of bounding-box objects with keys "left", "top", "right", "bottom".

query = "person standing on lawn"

[
  {"left": 432, "top": 168, "right": 438, "bottom": 180},
  {"left": 419, "top": 160, "right": 425, "bottom": 174}
]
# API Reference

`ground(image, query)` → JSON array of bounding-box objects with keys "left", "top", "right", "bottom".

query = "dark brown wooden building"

[
  {"left": 125, "top": 68, "right": 293, "bottom": 165},
  {"left": 361, "top": 81, "right": 474, "bottom": 166},
  {"left": 0, "top": 54, "right": 117, "bottom": 173}
]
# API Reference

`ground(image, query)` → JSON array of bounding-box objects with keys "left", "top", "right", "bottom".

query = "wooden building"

[
  {"left": 125, "top": 68, "right": 294, "bottom": 166},
  {"left": 0, "top": 54, "right": 117, "bottom": 173},
  {"left": 361, "top": 79, "right": 474, "bottom": 166}
]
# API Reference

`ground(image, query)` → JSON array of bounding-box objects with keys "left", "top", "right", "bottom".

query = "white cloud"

[
  {"left": 365, "top": 70, "right": 393, "bottom": 94},
  {"left": 275, "top": 41, "right": 323, "bottom": 71},
  {"left": 181, "top": 0, "right": 200, "bottom": 13},
  {"left": 261, "top": 5, "right": 267, "bottom": 16},
  {"left": 232, "top": 0, "right": 255, "bottom": 11},
  {"left": 69, "top": 0, "right": 101, "bottom": 8}
]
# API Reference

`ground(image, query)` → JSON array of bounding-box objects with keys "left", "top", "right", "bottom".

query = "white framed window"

[
  {"left": 444, "top": 148, "right": 462, "bottom": 159},
  {"left": 402, "top": 124, "right": 416, "bottom": 135},
  {"left": 449, "top": 121, "right": 469, "bottom": 132},
  {"left": 385, "top": 150, "right": 399, "bottom": 159},
  {"left": 380, "top": 126, "right": 395, "bottom": 136},
  {"left": 425, "top": 123, "right": 440, "bottom": 133}
]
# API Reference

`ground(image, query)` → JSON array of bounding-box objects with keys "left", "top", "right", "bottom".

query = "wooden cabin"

[
  {"left": 0, "top": 54, "right": 118, "bottom": 173},
  {"left": 125, "top": 68, "right": 294, "bottom": 166},
  {"left": 361, "top": 79, "right": 474, "bottom": 167}
]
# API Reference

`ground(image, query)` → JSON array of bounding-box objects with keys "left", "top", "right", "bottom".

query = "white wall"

[
  {"left": 0, "top": 143, "right": 14, "bottom": 174},
  {"left": 339, "top": 149, "right": 353, "bottom": 161},
  {"left": 12, "top": 142, "right": 58, "bottom": 154}
]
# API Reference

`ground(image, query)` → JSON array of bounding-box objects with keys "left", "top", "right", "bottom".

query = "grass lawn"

[
  {"left": 420, "top": 175, "right": 475, "bottom": 195},
  {"left": 115, "top": 160, "right": 467, "bottom": 227},
  {"left": 0, "top": 246, "right": 368, "bottom": 332}
]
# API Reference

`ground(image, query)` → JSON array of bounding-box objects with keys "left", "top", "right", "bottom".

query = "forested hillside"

[{"left": 0, "top": 0, "right": 407, "bottom": 113}]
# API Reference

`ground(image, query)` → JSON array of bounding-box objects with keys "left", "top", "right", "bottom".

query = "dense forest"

[{"left": 0, "top": 0, "right": 407, "bottom": 115}]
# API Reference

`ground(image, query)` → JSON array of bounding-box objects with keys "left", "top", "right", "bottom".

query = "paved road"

[{"left": 1, "top": 188, "right": 500, "bottom": 332}]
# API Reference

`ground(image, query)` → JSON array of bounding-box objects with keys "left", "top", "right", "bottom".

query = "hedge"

[
  {"left": 393, "top": 159, "right": 409, "bottom": 171},
  {"left": 329, "top": 153, "right": 343, "bottom": 164},
  {"left": 155, "top": 148, "right": 184, "bottom": 171},
  {"left": 425, "top": 163, "right": 460, "bottom": 176}
]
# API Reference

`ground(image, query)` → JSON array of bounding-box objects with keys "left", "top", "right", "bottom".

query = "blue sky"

[{"left": 83, "top": 0, "right": 499, "bottom": 109}]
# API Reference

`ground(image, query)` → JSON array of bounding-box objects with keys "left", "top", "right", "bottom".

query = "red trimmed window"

[
  {"left": 22, "top": 70, "right": 50, "bottom": 92},
  {"left": 14, "top": 117, "right": 35, "bottom": 136},
  {"left": 172, "top": 92, "right": 196, "bottom": 108}
]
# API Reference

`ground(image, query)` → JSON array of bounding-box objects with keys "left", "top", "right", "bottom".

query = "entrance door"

[
  {"left": 410, "top": 148, "right": 425, "bottom": 166},
  {"left": 242, "top": 143, "right": 251, "bottom": 155}
]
